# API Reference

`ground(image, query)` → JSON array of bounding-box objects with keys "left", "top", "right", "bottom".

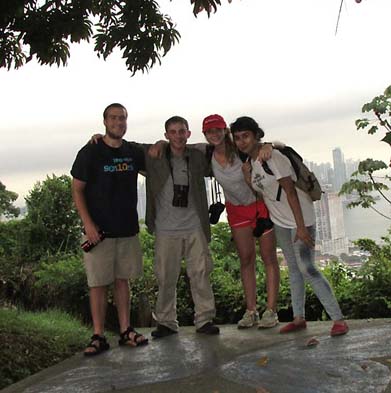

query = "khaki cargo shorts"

[{"left": 82, "top": 235, "right": 143, "bottom": 287}]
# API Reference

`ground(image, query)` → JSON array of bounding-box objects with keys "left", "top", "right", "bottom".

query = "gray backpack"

[{"left": 262, "top": 146, "right": 322, "bottom": 202}]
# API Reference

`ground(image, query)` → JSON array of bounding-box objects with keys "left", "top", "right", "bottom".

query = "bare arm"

[
  {"left": 148, "top": 140, "right": 167, "bottom": 158},
  {"left": 90, "top": 133, "right": 104, "bottom": 144},
  {"left": 257, "top": 143, "right": 273, "bottom": 162},
  {"left": 257, "top": 141, "right": 286, "bottom": 162},
  {"left": 72, "top": 178, "right": 101, "bottom": 244},
  {"left": 278, "top": 176, "right": 314, "bottom": 248}
]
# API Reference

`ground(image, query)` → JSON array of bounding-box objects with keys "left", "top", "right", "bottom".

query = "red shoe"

[
  {"left": 279, "top": 320, "right": 307, "bottom": 334},
  {"left": 330, "top": 321, "right": 349, "bottom": 337}
]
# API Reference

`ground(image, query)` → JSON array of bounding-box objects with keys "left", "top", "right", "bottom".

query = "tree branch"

[{"left": 368, "top": 172, "right": 391, "bottom": 204}]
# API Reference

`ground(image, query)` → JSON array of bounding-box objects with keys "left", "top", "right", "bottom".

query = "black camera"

[
  {"left": 172, "top": 184, "right": 189, "bottom": 207},
  {"left": 209, "top": 202, "right": 225, "bottom": 224},
  {"left": 253, "top": 217, "right": 274, "bottom": 238}
]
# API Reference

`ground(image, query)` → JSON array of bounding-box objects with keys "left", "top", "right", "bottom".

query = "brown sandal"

[
  {"left": 84, "top": 334, "right": 110, "bottom": 357},
  {"left": 118, "top": 326, "right": 148, "bottom": 347}
]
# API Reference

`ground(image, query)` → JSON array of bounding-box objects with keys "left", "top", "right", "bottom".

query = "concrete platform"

[{"left": 2, "top": 319, "right": 391, "bottom": 393}]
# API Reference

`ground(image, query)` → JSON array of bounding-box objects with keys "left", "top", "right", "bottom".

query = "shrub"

[{"left": 34, "top": 254, "right": 89, "bottom": 319}]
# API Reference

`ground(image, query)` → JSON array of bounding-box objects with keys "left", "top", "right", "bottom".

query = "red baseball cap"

[{"left": 202, "top": 114, "right": 227, "bottom": 133}]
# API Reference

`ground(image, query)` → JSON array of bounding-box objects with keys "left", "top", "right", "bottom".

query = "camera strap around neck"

[{"left": 166, "top": 146, "right": 189, "bottom": 185}]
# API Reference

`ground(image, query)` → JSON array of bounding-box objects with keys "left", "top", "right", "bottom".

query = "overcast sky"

[{"left": 1, "top": 0, "right": 390, "bottom": 205}]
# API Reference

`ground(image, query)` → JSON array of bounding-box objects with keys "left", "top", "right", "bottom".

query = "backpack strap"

[
  {"left": 261, "top": 161, "right": 273, "bottom": 176},
  {"left": 276, "top": 185, "right": 282, "bottom": 201},
  {"left": 262, "top": 161, "right": 282, "bottom": 201}
]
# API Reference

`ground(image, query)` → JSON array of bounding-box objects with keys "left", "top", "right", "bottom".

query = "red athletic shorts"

[{"left": 225, "top": 200, "right": 270, "bottom": 229}]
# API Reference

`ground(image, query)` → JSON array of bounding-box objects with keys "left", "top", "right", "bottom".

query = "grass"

[{"left": 0, "top": 307, "right": 113, "bottom": 390}]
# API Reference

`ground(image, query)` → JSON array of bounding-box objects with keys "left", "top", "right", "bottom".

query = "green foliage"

[
  {"left": 0, "top": 175, "right": 82, "bottom": 308},
  {"left": 209, "top": 222, "right": 237, "bottom": 258},
  {"left": 0, "top": 253, "right": 36, "bottom": 310},
  {"left": 0, "top": 307, "right": 97, "bottom": 390},
  {"left": 34, "top": 254, "right": 89, "bottom": 316},
  {"left": 139, "top": 226, "right": 156, "bottom": 260},
  {"left": 339, "top": 159, "right": 390, "bottom": 211},
  {"left": 0, "top": 0, "right": 181, "bottom": 74},
  {"left": 347, "top": 235, "right": 391, "bottom": 317},
  {"left": 322, "top": 259, "right": 356, "bottom": 317},
  {"left": 191, "top": 0, "right": 232, "bottom": 16},
  {"left": 25, "top": 174, "right": 81, "bottom": 257},
  {"left": 0, "top": 0, "right": 233, "bottom": 74},
  {"left": 0, "top": 219, "right": 31, "bottom": 259},
  {"left": 318, "top": 237, "right": 391, "bottom": 319},
  {"left": 340, "top": 85, "right": 391, "bottom": 217},
  {"left": 356, "top": 85, "right": 391, "bottom": 136},
  {"left": 0, "top": 181, "right": 20, "bottom": 218},
  {"left": 2, "top": 221, "right": 391, "bottom": 335},
  {"left": 211, "top": 258, "right": 245, "bottom": 323}
]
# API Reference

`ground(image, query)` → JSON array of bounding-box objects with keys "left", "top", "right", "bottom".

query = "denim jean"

[{"left": 274, "top": 224, "right": 343, "bottom": 321}]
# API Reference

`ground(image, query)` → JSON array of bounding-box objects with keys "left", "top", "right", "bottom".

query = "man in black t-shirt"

[{"left": 71, "top": 103, "right": 148, "bottom": 356}]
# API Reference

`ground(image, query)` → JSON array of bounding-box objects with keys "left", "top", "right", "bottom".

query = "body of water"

[{"left": 343, "top": 196, "right": 391, "bottom": 243}]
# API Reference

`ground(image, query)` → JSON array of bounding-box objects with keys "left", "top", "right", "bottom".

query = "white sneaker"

[
  {"left": 258, "top": 309, "right": 279, "bottom": 328},
  {"left": 237, "top": 309, "right": 259, "bottom": 329}
]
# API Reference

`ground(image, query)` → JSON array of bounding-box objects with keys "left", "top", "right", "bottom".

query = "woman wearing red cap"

[{"left": 200, "top": 114, "right": 280, "bottom": 329}]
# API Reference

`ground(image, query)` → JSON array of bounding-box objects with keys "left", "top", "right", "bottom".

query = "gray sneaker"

[
  {"left": 258, "top": 309, "right": 279, "bottom": 328},
  {"left": 237, "top": 310, "right": 259, "bottom": 329}
]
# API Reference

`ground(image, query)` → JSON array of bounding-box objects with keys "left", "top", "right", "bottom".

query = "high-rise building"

[
  {"left": 314, "top": 191, "right": 349, "bottom": 257},
  {"left": 332, "top": 147, "right": 347, "bottom": 192},
  {"left": 345, "top": 158, "right": 360, "bottom": 179},
  {"left": 306, "top": 160, "right": 333, "bottom": 188}
]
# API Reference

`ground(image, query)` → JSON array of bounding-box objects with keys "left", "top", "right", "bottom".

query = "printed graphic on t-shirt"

[
  {"left": 252, "top": 173, "right": 265, "bottom": 191},
  {"left": 104, "top": 157, "right": 135, "bottom": 173}
]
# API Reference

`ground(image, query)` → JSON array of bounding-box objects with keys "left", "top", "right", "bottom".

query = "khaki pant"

[
  {"left": 83, "top": 235, "right": 143, "bottom": 287},
  {"left": 154, "top": 229, "right": 216, "bottom": 330}
]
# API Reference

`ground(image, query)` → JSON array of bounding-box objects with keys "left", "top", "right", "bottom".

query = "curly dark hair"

[{"left": 230, "top": 116, "right": 265, "bottom": 140}]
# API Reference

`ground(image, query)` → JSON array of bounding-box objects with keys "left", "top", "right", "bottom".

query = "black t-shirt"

[{"left": 71, "top": 139, "right": 145, "bottom": 237}]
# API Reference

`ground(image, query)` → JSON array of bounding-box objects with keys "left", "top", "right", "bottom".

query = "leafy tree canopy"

[
  {"left": 25, "top": 174, "right": 81, "bottom": 254},
  {"left": 0, "top": 181, "right": 20, "bottom": 218},
  {"left": 0, "top": 0, "right": 231, "bottom": 75}
]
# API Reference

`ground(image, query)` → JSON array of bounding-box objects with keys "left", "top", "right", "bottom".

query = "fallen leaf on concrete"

[
  {"left": 305, "top": 337, "right": 319, "bottom": 347},
  {"left": 257, "top": 356, "right": 269, "bottom": 367},
  {"left": 360, "top": 364, "right": 369, "bottom": 371},
  {"left": 256, "top": 387, "right": 270, "bottom": 393}
]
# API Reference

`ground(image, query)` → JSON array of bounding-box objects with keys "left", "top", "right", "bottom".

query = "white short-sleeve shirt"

[{"left": 251, "top": 150, "right": 315, "bottom": 228}]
